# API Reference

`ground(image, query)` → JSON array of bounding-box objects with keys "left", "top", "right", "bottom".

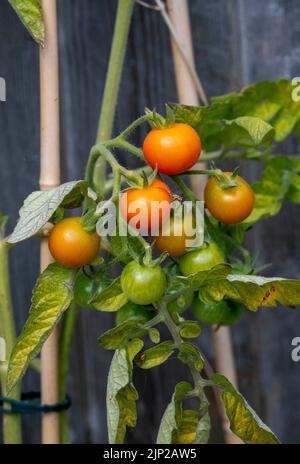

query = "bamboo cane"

[
  {"left": 166, "top": 0, "right": 241, "bottom": 444},
  {"left": 39, "top": 0, "right": 60, "bottom": 444}
]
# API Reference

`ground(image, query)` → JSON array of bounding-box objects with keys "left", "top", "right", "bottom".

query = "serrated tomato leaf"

[
  {"left": 90, "top": 277, "right": 127, "bottom": 312},
  {"left": 156, "top": 382, "right": 209, "bottom": 444},
  {"left": 107, "top": 338, "right": 143, "bottom": 444},
  {"left": 200, "top": 273, "right": 300, "bottom": 311},
  {"left": 212, "top": 374, "right": 280, "bottom": 444},
  {"left": 98, "top": 321, "right": 142, "bottom": 350},
  {"left": 135, "top": 341, "right": 174, "bottom": 369},
  {"left": 7, "top": 181, "right": 88, "bottom": 244},
  {"left": 9, "top": 0, "right": 45, "bottom": 45},
  {"left": 7, "top": 263, "right": 74, "bottom": 392}
]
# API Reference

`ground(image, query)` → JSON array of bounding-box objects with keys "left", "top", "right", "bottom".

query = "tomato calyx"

[
  {"left": 211, "top": 166, "right": 241, "bottom": 190},
  {"left": 145, "top": 105, "right": 176, "bottom": 129}
]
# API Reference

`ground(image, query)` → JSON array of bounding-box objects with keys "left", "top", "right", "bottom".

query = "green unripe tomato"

[
  {"left": 179, "top": 241, "right": 224, "bottom": 276},
  {"left": 116, "top": 302, "right": 155, "bottom": 325},
  {"left": 73, "top": 271, "right": 95, "bottom": 309},
  {"left": 121, "top": 261, "right": 167, "bottom": 305},
  {"left": 192, "top": 296, "right": 243, "bottom": 326},
  {"left": 167, "top": 291, "right": 194, "bottom": 314},
  {"left": 73, "top": 271, "right": 112, "bottom": 309}
]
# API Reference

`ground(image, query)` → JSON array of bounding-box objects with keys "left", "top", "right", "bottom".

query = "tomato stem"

[
  {"left": 0, "top": 239, "right": 22, "bottom": 444},
  {"left": 92, "top": 0, "right": 136, "bottom": 196},
  {"left": 171, "top": 175, "right": 198, "bottom": 202},
  {"left": 106, "top": 139, "right": 144, "bottom": 160},
  {"left": 115, "top": 114, "right": 149, "bottom": 140},
  {"left": 58, "top": 302, "right": 78, "bottom": 444},
  {"left": 158, "top": 302, "right": 209, "bottom": 388},
  {"left": 90, "top": 144, "right": 144, "bottom": 187}
]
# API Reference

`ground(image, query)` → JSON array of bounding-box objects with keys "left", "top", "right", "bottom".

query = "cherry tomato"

[
  {"left": 193, "top": 297, "right": 243, "bottom": 326},
  {"left": 48, "top": 217, "right": 100, "bottom": 268},
  {"left": 73, "top": 271, "right": 95, "bottom": 308},
  {"left": 116, "top": 302, "right": 155, "bottom": 325},
  {"left": 121, "top": 261, "right": 167, "bottom": 305},
  {"left": 143, "top": 123, "right": 201, "bottom": 175},
  {"left": 120, "top": 181, "right": 172, "bottom": 233},
  {"left": 204, "top": 173, "right": 255, "bottom": 224},
  {"left": 179, "top": 241, "right": 224, "bottom": 276},
  {"left": 152, "top": 215, "right": 195, "bottom": 257}
]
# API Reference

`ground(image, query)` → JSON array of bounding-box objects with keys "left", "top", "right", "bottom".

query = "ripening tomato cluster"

[{"left": 46, "top": 122, "right": 252, "bottom": 326}]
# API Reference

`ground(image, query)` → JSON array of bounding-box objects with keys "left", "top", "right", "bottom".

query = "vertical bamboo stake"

[
  {"left": 39, "top": 0, "right": 60, "bottom": 444},
  {"left": 166, "top": 0, "right": 241, "bottom": 444}
]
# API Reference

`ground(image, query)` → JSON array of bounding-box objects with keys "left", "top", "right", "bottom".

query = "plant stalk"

[
  {"left": 58, "top": 302, "right": 78, "bottom": 444},
  {"left": 92, "top": 0, "right": 135, "bottom": 195},
  {"left": 0, "top": 240, "right": 22, "bottom": 444}
]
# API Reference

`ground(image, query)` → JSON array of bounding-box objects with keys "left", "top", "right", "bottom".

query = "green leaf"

[
  {"left": 286, "top": 171, "right": 300, "bottom": 203},
  {"left": 208, "top": 116, "right": 275, "bottom": 151},
  {"left": 212, "top": 374, "right": 280, "bottom": 444},
  {"left": 89, "top": 277, "right": 127, "bottom": 312},
  {"left": 212, "top": 78, "right": 300, "bottom": 142},
  {"left": 135, "top": 341, "right": 174, "bottom": 369},
  {"left": 107, "top": 338, "right": 143, "bottom": 444},
  {"left": 98, "top": 320, "right": 142, "bottom": 350},
  {"left": 179, "top": 321, "right": 202, "bottom": 338},
  {"left": 9, "top": 0, "right": 45, "bottom": 45},
  {"left": 177, "top": 263, "right": 231, "bottom": 289},
  {"left": 7, "top": 263, "right": 74, "bottom": 392},
  {"left": 171, "top": 78, "right": 300, "bottom": 151},
  {"left": 177, "top": 342, "right": 204, "bottom": 371},
  {"left": 200, "top": 273, "right": 300, "bottom": 311},
  {"left": 7, "top": 180, "right": 88, "bottom": 244},
  {"left": 157, "top": 382, "right": 210, "bottom": 444},
  {"left": 149, "top": 327, "right": 160, "bottom": 344},
  {"left": 195, "top": 412, "right": 211, "bottom": 444},
  {"left": 110, "top": 236, "right": 131, "bottom": 264},
  {"left": 156, "top": 381, "right": 193, "bottom": 444}
]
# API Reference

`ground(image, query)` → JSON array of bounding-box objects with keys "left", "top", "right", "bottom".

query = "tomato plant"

[
  {"left": 5, "top": 98, "right": 300, "bottom": 447},
  {"left": 3, "top": 0, "right": 300, "bottom": 449},
  {"left": 3, "top": 48, "right": 300, "bottom": 447}
]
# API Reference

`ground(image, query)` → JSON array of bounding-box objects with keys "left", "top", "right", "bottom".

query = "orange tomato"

[
  {"left": 48, "top": 217, "right": 100, "bottom": 268},
  {"left": 152, "top": 215, "right": 195, "bottom": 257},
  {"left": 120, "top": 180, "right": 172, "bottom": 233},
  {"left": 204, "top": 173, "right": 255, "bottom": 224},
  {"left": 143, "top": 123, "right": 201, "bottom": 175}
]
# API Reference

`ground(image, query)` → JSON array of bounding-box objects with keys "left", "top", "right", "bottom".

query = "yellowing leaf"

[
  {"left": 9, "top": 0, "right": 45, "bottom": 45},
  {"left": 7, "top": 264, "right": 74, "bottom": 392},
  {"left": 213, "top": 374, "right": 280, "bottom": 444}
]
